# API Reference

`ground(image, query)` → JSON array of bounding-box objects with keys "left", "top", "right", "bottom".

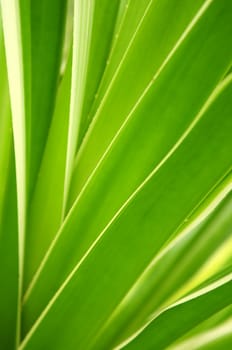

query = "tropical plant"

[{"left": 0, "top": 0, "right": 232, "bottom": 349}]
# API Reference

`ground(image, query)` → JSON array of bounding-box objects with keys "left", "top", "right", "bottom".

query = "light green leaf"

[
  {"left": 21, "top": 63, "right": 232, "bottom": 349},
  {"left": 0, "top": 0, "right": 30, "bottom": 282},
  {"left": 83, "top": 0, "right": 154, "bottom": 124},
  {"left": 169, "top": 317, "right": 232, "bottom": 350},
  {"left": 124, "top": 278, "right": 232, "bottom": 350},
  {"left": 23, "top": 55, "right": 72, "bottom": 291},
  {"left": 63, "top": 0, "right": 120, "bottom": 211},
  {"left": 67, "top": 0, "right": 209, "bottom": 207},
  {"left": 1, "top": 1, "right": 232, "bottom": 348},
  {"left": 0, "top": 22, "right": 11, "bottom": 220},
  {"left": 91, "top": 185, "right": 232, "bottom": 349},
  {"left": 77, "top": 0, "right": 121, "bottom": 147},
  {"left": 0, "top": 152, "right": 19, "bottom": 349},
  {"left": 29, "top": 0, "right": 68, "bottom": 194},
  {"left": 0, "top": 19, "right": 18, "bottom": 349},
  {"left": 22, "top": 1, "right": 232, "bottom": 336},
  {"left": 1, "top": 0, "right": 68, "bottom": 342},
  {"left": 22, "top": 0, "right": 68, "bottom": 289},
  {"left": 179, "top": 304, "right": 232, "bottom": 341},
  {"left": 62, "top": 0, "right": 94, "bottom": 211}
]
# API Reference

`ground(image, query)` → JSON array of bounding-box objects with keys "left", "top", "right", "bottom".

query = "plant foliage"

[{"left": 0, "top": 0, "right": 232, "bottom": 349}]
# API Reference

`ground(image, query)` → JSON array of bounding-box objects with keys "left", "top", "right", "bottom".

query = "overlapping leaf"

[
  {"left": 21, "top": 61, "right": 232, "bottom": 350},
  {"left": 22, "top": 1, "right": 232, "bottom": 339},
  {"left": 0, "top": 0, "right": 232, "bottom": 349}
]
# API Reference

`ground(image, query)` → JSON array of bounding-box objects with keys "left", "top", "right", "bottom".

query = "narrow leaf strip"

[
  {"left": 0, "top": 0, "right": 27, "bottom": 280},
  {"left": 63, "top": 0, "right": 94, "bottom": 211},
  {"left": 29, "top": 0, "right": 67, "bottom": 195},
  {"left": 24, "top": 54, "right": 72, "bottom": 291},
  {"left": 76, "top": 0, "right": 121, "bottom": 147},
  {"left": 0, "top": 23, "right": 11, "bottom": 221},
  {"left": 0, "top": 18, "right": 18, "bottom": 349},
  {"left": 0, "top": 0, "right": 30, "bottom": 344}
]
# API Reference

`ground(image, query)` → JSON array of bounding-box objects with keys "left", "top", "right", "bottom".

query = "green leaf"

[
  {"left": 22, "top": 0, "right": 68, "bottom": 289},
  {"left": 67, "top": 0, "right": 209, "bottom": 208},
  {"left": 62, "top": 0, "right": 95, "bottom": 211},
  {"left": 0, "top": 0, "right": 30, "bottom": 281},
  {"left": 63, "top": 0, "right": 120, "bottom": 211},
  {"left": 168, "top": 317, "right": 232, "bottom": 350},
  {"left": 0, "top": 152, "right": 19, "bottom": 349},
  {"left": 1, "top": 0, "right": 68, "bottom": 342},
  {"left": 22, "top": 1, "right": 232, "bottom": 337},
  {"left": 0, "top": 22, "right": 11, "bottom": 220},
  {"left": 77, "top": 0, "right": 121, "bottom": 147},
  {"left": 90, "top": 184, "right": 232, "bottom": 349},
  {"left": 83, "top": 0, "right": 155, "bottom": 123},
  {"left": 124, "top": 278, "right": 232, "bottom": 350},
  {"left": 29, "top": 0, "right": 67, "bottom": 194},
  {"left": 21, "top": 64, "right": 232, "bottom": 348},
  {"left": 0, "top": 20, "right": 18, "bottom": 349},
  {"left": 23, "top": 54, "right": 72, "bottom": 291},
  {"left": 179, "top": 304, "right": 232, "bottom": 341},
  {"left": 1, "top": 1, "right": 232, "bottom": 348}
]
